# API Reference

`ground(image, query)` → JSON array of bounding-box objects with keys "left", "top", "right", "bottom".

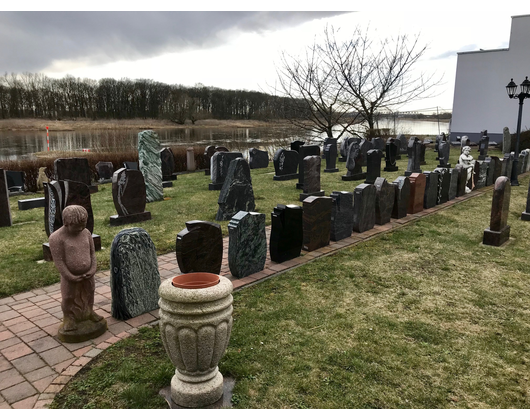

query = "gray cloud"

[
  {"left": 0, "top": 11, "right": 347, "bottom": 73},
  {"left": 431, "top": 44, "right": 478, "bottom": 59}
]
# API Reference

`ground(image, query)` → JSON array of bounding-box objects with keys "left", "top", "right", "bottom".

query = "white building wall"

[{"left": 450, "top": 15, "right": 530, "bottom": 144}]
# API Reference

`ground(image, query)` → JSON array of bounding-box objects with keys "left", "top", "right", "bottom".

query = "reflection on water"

[{"left": 0, "top": 119, "right": 450, "bottom": 161}]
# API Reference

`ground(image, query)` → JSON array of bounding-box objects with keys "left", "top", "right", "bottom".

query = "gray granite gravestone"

[
  {"left": 302, "top": 196, "right": 332, "bottom": 252},
  {"left": 419, "top": 142, "right": 427, "bottom": 165},
  {"left": 478, "top": 131, "right": 489, "bottom": 160},
  {"left": 359, "top": 139, "right": 373, "bottom": 166},
  {"left": 501, "top": 153, "right": 513, "bottom": 178},
  {"left": 160, "top": 147, "right": 176, "bottom": 181},
  {"left": 521, "top": 181, "right": 530, "bottom": 221},
  {"left": 249, "top": 148, "right": 269, "bottom": 169},
  {"left": 216, "top": 158, "right": 256, "bottom": 221},
  {"left": 397, "top": 134, "right": 408, "bottom": 156},
  {"left": 342, "top": 141, "right": 366, "bottom": 181},
  {"left": 365, "top": 149, "right": 382, "bottom": 184},
  {"left": 0, "top": 169, "right": 12, "bottom": 227},
  {"left": 491, "top": 156, "right": 502, "bottom": 182},
  {"left": 95, "top": 162, "right": 114, "bottom": 183},
  {"left": 175, "top": 221, "right": 223, "bottom": 274},
  {"left": 423, "top": 171, "right": 439, "bottom": 209},
  {"left": 519, "top": 151, "right": 528, "bottom": 174},
  {"left": 209, "top": 151, "right": 243, "bottom": 190},
  {"left": 393, "top": 137, "right": 402, "bottom": 160},
  {"left": 473, "top": 161, "right": 488, "bottom": 190},
  {"left": 502, "top": 127, "right": 511, "bottom": 154},
  {"left": 485, "top": 157, "right": 495, "bottom": 187},
  {"left": 405, "top": 137, "right": 422, "bottom": 176},
  {"left": 203, "top": 145, "right": 217, "bottom": 176},
  {"left": 138, "top": 130, "right": 163, "bottom": 202},
  {"left": 391, "top": 176, "right": 410, "bottom": 219},
  {"left": 228, "top": 211, "right": 266, "bottom": 278},
  {"left": 270, "top": 204, "right": 303, "bottom": 263},
  {"left": 300, "top": 156, "right": 325, "bottom": 201},
  {"left": 374, "top": 177, "right": 395, "bottom": 225},
  {"left": 110, "top": 227, "right": 160, "bottom": 320},
  {"left": 110, "top": 169, "right": 151, "bottom": 226},
  {"left": 330, "top": 191, "right": 354, "bottom": 241},
  {"left": 483, "top": 176, "right": 511, "bottom": 246},
  {"left": 273, "top": 148, "right": 299, "bottom": 181},
  {"left": 352, "top": 183, "right": 376, "bottom": 233},
  {"left": 323, "top": 138, "right": 339, "bottom": 173},
  {"left": 448, "top": 168, "right": 458, "bottom": 201},
  {"left": 384, "top": 138, "right": 399, "bottom": 172},
  {"left": 6, "top": 170, "right": 25, "bottom": 192},
  {"left": 433, "top": 168, "right": 450, "bottom": 204},
  {"left": 296, "top": 145, "right": 321, "bottom": 190},
  {"left": 339, "top": 138, "right": 356, "bottom": 162},
  {"left": 460, "top": 136, "right": 470, "bottom": 150},
  {"left": 371, "top": 137, "right": 386, "bottom": 152},
  {"left": 437, "top": 136, "right": 451, "bottom": 168}
]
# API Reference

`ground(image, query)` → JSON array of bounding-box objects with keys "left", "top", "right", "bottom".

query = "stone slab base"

[
  {"left": 342, "top": 173, "right": 366, "bottom": 181},
  {"left": 299, "top": 190, "right": 325, "bottom": 201},
  {"left": 521, "top": 212, "right": 530, "bottom": 221},
  {"left": 110, "top": 212, "right": 152, "bottom": 226},
  {"left": 43, "top": 234, "right": 101, "bottom": 261},
  {"left": 208, "top": 183, "right": 223, "bottom": 191},
  {"left": 273, "top": 173, "right": 299, "bottom": 181},
  {"left": 57, "top": 318, "right": 108, "bottom": 343},
  {"left": 163, "top": 181, "right": 173, "bottom": 188},
  {"left": 483, "top": 225, "right": 510, "bottom": 247},
  {"left": 89, "top": 185, "right": 98, "bottom": 194},
  {"left": 384, "top": 167, "right": 399, "bottom": 172},
  {"left": 404, "top": 171, "right": 423, "bottom": 176},
  {"left": 18, "top": 197, "right": 45, "bottom": 210},
  {"left": 159, "top": 377, "right": 234, "bottom": 409},
  {"left": 324, "top": 168, "right": 339, "bottom": 173}
]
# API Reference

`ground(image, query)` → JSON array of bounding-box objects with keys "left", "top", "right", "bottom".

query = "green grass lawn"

[{"left": 49, "top": 145, "right": 530, "bottom": 409}]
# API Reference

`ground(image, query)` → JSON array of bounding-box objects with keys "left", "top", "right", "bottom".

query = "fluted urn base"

[{"left": 171, "top": 368, "right": 224, "bottom": 408}]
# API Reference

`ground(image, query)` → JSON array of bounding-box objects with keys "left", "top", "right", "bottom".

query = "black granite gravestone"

[
  {"left": 397, "top": 134, "right": 408, "bottom": 156},
  {"left": 330, "top": 191, "right": 353, "bottom": 241},
  {"left": 273, "top": 148, "right": 299, "bottom": 181},
  {"left": 374, "top": 177, "right": 395, "bottom": 225},
  {"left": 216, "top": 158, "right": 256, "bottom": 221},
  {"left": 419, "top": 142, "right": 427, "bottom": 166},
  {"left": 302, "top": 196, "right": 332, "bottom": 252},
  {"left": 391, "top": 176, "right": 410, "bottom": 219},
  {"left": 393, "top": 138, "right": 402, "bottom": 160},
  {"left": 478, "top": 130, "right": 489, "bottom": 160},
  {"left": 123, "top": 161, "right": 139, "bottom": 170},
  {"left": 423, "top": 171, "right": 439, "bottom": 209},
  {"left": 55, "top": 157, "right": 97, "bottom": 193},
  {"left": 249, "top": 148, "right": 269, "bottom": 169},
  {"left": 454, "top": 164, "right": 467, "bottom": 197},
  {"left": 437, "top": 138, "right": 451, "bottom": 168},
  {"left": 342, "top": 141, "right": 366, "bottom": 181},
  {"left": 339, "top": 138, "right": 356, "bottom": 162},
  {"left": 365, "top": 149, "right": 382, "bottom": 184},
  {"left": 323, "top": 138, "right": 339, "bottom": 173},
  {"left": 110, "top": 169, "right": 151, "bottom": 226},
  {"left": 300, "top": 156, "right": 325, "bottom": 201},
  {"left": 95, "top": 162, "right": 114, "bottom": 182},
  {"left": 384, "top": 139, "right": 399, "bottom": 172},
  {"left": 270, "top": 204, "right": 303, "bottom": 263},
  {"left": 433, "top": 168, "right": 450, "bottom": 204},
  {"left": 473, "top": 161, "right": 488, "bottom": 190},
  {"left": 209, "top": 152, "right": 243, "bottom": 190},
  {"left": 110, "top": 227, "right": 160, "bottom": 320},
  {"left": 291, "top": 140, "right": 305, "bottom": 153},
  {"left": 6, "top": 171, "right": 25, "bottom": 192},
  {"left": 371, "top": 137, "right": 386, "bottom": 152},
  {"left": 0, "top": 169, "right": 12, "bottom": 227},
  {"left": 160, "top": 147, "right": 176, "bottom": 181},
  {"left": 175, "top": 221, "right": 223, "bottom": 274},
  {"left": 296, "top": 145, "right": 321, "bottom": 190},
  {"left": 204, "top": 146, "right": 217, "bottom": 176},
  {"left": 483, "top": 176, "right": 510, "bottom": 246},
  {"left": 359, "top": 139, "right": 373, "bottom": 166},
  {"left": 485, "top": 157, "right": 495, "bottom": 186},
  {"left": 352, "top": 183, "right": 376, "bottom": 233},
  {"left": 405, "top": 137, "right": 422, "bottom": 176}
]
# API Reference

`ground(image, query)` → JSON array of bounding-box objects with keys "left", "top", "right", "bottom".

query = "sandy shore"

[{"left": 0, "top": 118, "right": 296, "bottom": 132}]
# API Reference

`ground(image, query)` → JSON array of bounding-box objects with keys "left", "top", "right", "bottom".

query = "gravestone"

[
  {"left": 209, "top": 151, "right": 243, "bottom": 190},
  {"left": 397, "top": 134, "right": 408, "bottom": 156},
  {"left": 204, "top": 146, "right": 217, "bottom": 176},
  {"left": 249, "top": 148, "right": 269, "bottom": 169},
  {"left": 478, "top": 130, "right": 489, "bottom": 160},
  {"left": 296, "top": 145, "right": 321, "bottom": 190},
  {"left": 110, "top": 227, "right": 160, "bottom": 320},
  {"left": 216, "top": 158, "right": 256, "bottom": 221},
  {"left": 299, "top": 156, "right": 325, "bottom": 201},
  {"left": 342, "top": 141, "right": 366, "bottom": 181},
  {"left": 290, "top": 140, "right": 305, "bottom": 153},
  {"left": 483, "top": 176, "right": 511, "bottom": 246},
  {"left": 54, "top": 157, "right": 92, "bottom": 186},
  {"left": 374, "top": 177, "right": 395, "bottom": 225},
  {"left": 175, "top": 221, "right": 223, "bottom": 274},
  {"left": 323, "top": 138, "right": 339, "bottom": 173},
  {"left": 473, "top": 160, "right": 488, "bottom": 190},
  {"left": 359, "top": 139, "right": 373, "bottom": 166},
  {"left": 302, "top": 196, "right": 332, "bottom": 252},
  {"left": 330, "top": 191, "right": 354, "bottom": 241},
  {"left": 519, "top": 151, "right": 528, "bottom": 174},
  {"left": 485, "top": 157, "right": 495, "bottom": 187},
  {"left": 270, "top": 204, "right": 303, "bottom": 263},
  {"left": 273, "top": 148, "right": 299, "bottom": 181},
  {"left": 405, "top": 137, "right": 422, "bottom": 176},
  {"left": 460, "top": 136, "right": 470, "bottom": 150},
  {"left": 228, "top": 211, "right": 266, "bottom": 278},
  {"left": 437, "top": 137, "right": 451, "bottom": 168},
  {"left": 502, "top": 127, "right": 511, "bottom": 154},
  {"left": 433, "top": 168, "right": 450, "bottom": 204},
  {"left": 365, "top": 149, "right": 382, "bottom": 184},
  {"left": 339, "top": 138, "right": 356, "bottom": 162},
  {"left": 44, "top": 181, "right": 63, "bottom": 236},
  {"left": 501, "top": 153, "right": 513, "bottom": 178},
  {"left": 521, "top": 181, "right": 530, "bottom": 221},
  {"left": 454, "top": 164, "right": 467, "bottom": 197},
  {"left": 18, "top": 197, "right": 45, "bottom": 211},
  {"left": 95, "top": 162, "right": 114, "bottom": 182},
  {"left": 186, "top": 147, "right": 196, "bottom": 171},
  {"left": 434, "top": 134, "right": 442, "bottom": 153},
  {"left": 352, "top": 183, "right": 376, "bottom": 233},
  {"left": 138, "top": 130, "right": 163, "bottom": 202},
  {"left": 391, "top": 176, "right": 410, "bottom": 219},
  {"left": 408, "top": 173, "right": 426, "bottom": 214},
  {"left": 419, "top": 142, "right": 427, "bottom": 165},
  {"left": 110, "top": 169, "right": 151, "bottom": 226},
  {"left": 0, "top": 169, "right": 12, "bottom": 227},
  {"left": 123, "top": 161, "right": 138, "bottom": 170},
  {"left": 447, "top": 167, "right": 458, "bottom": 201},
  {"left": 423, "top": 171, "right": 439, "bottom": 209},
  {"left": 393, "top": 137, "right": 402, "bottom": 160},
  {"left": 6, "top": 170, "right": 25, "bottom": 192},
  {"left": 384, "top": 138, "right": 399, "bottom": 172},
  {"left": 491, "top": 156, "right": 502, "bottom": 182},
  {"left": 371, "top": 137, "right": 386, "bottom": 152},
  {"left": 160, "top": 148, "right": 176, "bottom": 181}
]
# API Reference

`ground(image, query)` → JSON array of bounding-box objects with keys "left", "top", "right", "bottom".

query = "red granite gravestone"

[
  {"left": 302, "top": 196, "right": 332, "bottom": 252},
  {"left": 408, "top": 173, "right": 426, "bottom": 214}
]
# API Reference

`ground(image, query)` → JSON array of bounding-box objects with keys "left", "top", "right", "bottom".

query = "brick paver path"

[{"left": 0, "top": 187, "right": 494, "bottom": 409}]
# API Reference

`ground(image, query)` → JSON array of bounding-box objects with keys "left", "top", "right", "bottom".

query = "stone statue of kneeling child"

[{"left": 49, "top": 205, "right": 107, "bottom": 342}]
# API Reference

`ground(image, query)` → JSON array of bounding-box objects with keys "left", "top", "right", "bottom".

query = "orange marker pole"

[{"left": 46, "top": 126, "right": 49, "bottom": 152}]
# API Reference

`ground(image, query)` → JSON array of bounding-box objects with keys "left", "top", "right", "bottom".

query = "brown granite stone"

[
  {"left": 302, "top": 196, "right": 332, "bottom": 252},
  {"left": 408, "top": 173, "right": 426, "bottom": 214},
  {"left": 483, "top": 176, "right": 511, "bottom": 246}
]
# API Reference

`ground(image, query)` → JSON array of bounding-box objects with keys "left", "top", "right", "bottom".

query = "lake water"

[{"left": 0, "top": 119, "right": 450, "bottom": 160}]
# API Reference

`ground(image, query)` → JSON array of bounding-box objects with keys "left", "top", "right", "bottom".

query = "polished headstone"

[
  {"left": 300, "top": 156, "right": 324, "bottom": 201},
  {"left": 160, "top": 147, "right": 176, "bottom": 181},
  {"left": 423, "top": 171, "right": 439, "bottom": 209},
  {"left": 110, "top": 227, "right": 160, "bottom": 320},
  {"left": 448, "top": 168, "right": 458, "bottom": 201},
  {"left": 216, "top": 158, "right": 256, "bottom": 221},
  {"left": 405, "top": 137, "right": 422, "bottom": 175},
  {"left": 433, "top": 168, "right": 450, "bottom": 204},
  {"left": 365, "top": 149, "right": 382, "bottom": 184},
  {"left": 270, "top": 204, "right": 303, "bottom": 263},
  {"left": 110, "top": 169, "right": 151, "bottom": 226},
  {"left": 391, "top": 176, "right": 410, "bottom": 219},
  {"left": 0, "top": 169, "right": 12, "bottom": 227},
  {"left": 342, "top": 140, "right": 366, "bottom": 181},
  {"left": 209, "top": 151, "right": 243, "bottom": 190},
  {"left": 393, "top": 138, "right": 402, "bottom": 160},
  {"left": 273, "top": 148, "right": 299, "bottom": 181},
  {"left": 374, "top": 177, "right": 395, "bottom": 225},
  {"left": 419, "top": 142, "right": 427, "bottom": 165},
  {"left": 95, "top": 162, "right": 114, "bottom": 181},
  {"left": 296, "top": 145, "right": 321, "bottom": 190},
  {"left": 204, "top": 145, "right": 217, "bottom": 176},
  {"left": 485, "top": 157, "right": 495, "bottom": 187},
  {"left": 302, "top": 196, "right": 332, "bottom": 252},
  {"left": 478, "top": 131, "right": 489, "bottom": 160},
  {"left": 408, "top": 173, "right": 426, "bottom": 214},
  {"left": 437, "top": 136, "right": 451, "bottom": 168},
  {"left": 6, "top": 170, "right": 25, "bottom": 192},
  {"left": 359, "top": 139, "right": 373, "bottom": 166},
  {"left": 290, "top": 140, "right": 305, "bottom": 153},
  {"left": 123, "top": 161, "right": 138, "bottom": 170},
  {"left": 454, "top": 164, "right": 467, "bottom": 197},
  {"left": 352, "top": 183, "right": 376, "bottom": 233},
  {"left": 138, "top": 130, "right": 163, "bottom": 202},
  {"left": 473, "top": 161, "right": 488, "bottom": 190},
  {"left": 397, "top": 134, "right": 408, "bottom": 155},
  {"left": 434, "top": 134, "right": 442, "bottom": 153},
  {"left": 371, "top": 137, "right": 386, "bottom": 152},
  {"left": 339, "top": 138, "right": 356, "bottom": 162},
  {"left": 491, "top": 156, "right": 502, "bottom": 182},
  {"left": 502, "top": 127, "right": 511, "bottom": 154},
  {"left": 330, "top": 191, "right": 353, "bottom": 241},
  {"left": 54, "top": 157, "right": 92, "bottom": 186},
  {"left": 228, "top": 211, "right": 266, "bottom": 278},
  {"left": 483, "top": 176, "right": 511, "bottom": 246},
  {"left": 44, "top": 181, "right": 63, "bottom": 236},
  {"left": 323, "top": 138, "right": 339, "bottom": 173},
  {"left": 175, "top": 221, "right": 223, "bottom": 274},
  {"left": 249, "top": 148, "right": 269, "bottom": 169},
  {"left": 384, "top": 139, "right": 399, "bottom": 172}
]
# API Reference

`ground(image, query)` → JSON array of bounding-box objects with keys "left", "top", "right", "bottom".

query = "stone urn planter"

[{"left": 158, "top": 273, "right": 233, "bottom": 408}]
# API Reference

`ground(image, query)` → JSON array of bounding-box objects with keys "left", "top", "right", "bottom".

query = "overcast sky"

[{"left": 1, "top": 3, "right": 528, "bottom": 112}]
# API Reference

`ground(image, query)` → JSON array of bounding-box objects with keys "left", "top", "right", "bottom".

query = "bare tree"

[
  {"left": 323, "top": 26, "right": 441, "bottom": 139},
  {"left": 274, "top": 40, "right": 361, "bottom": 139}
]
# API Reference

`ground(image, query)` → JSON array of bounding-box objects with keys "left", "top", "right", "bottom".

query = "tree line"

[{"left": 0, "top": 72, "right": 308, "bottom": 122}]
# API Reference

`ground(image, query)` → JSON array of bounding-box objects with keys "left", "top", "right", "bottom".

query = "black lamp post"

[{"left": 506, "top": 76, "right": 530, "bottom": 186}]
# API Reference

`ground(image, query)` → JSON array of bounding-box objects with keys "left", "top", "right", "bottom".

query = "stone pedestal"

[
  {"left": 58, "top": 318, "right": 107, "bottom": 343},
  {"left": 109, "top": 212, "right": 152, "bottom": 226},
  {"left": 483, "top": 226, "right": 511, "bottom": 247},
  {"left": 18, "top": 197, "right": 46, "bottom": 210}
]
